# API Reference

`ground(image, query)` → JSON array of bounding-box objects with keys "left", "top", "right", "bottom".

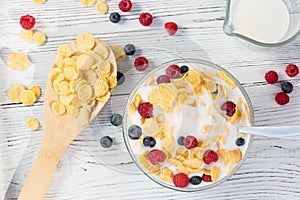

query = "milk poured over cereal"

[{"left": 124, "top": 61, "right": 252, "bottom": 189}]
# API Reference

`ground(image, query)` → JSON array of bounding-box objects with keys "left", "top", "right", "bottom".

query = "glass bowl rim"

[{"left": 122, "top": 58, "right": 254, "bottom": 192}]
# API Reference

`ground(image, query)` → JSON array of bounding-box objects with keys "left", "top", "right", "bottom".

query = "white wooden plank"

[{"left": 1, "top": 0, "right": 300, "bottom": 199}]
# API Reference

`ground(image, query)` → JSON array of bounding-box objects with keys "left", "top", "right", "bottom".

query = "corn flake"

[
  {"left": 96, "top": 2, "right": 108, "bottom": 14},
  {"left": 93, "top": 44, "right": 109, "bottom": 60},
  {"left": 7, "top": 52, "right": 30, "bottom": 71},
  {"left": 96, "top": 91, "right": 111, "bottom": 102},
  {"left": 20, "top": 90, "right": 37, "bottom": 105},
  {"left": 51, "top": 101, "right": 66, "bottom": 115},
  {"left": 158, "top": 83, "right": 177, "bottom": 100},
  {"left": 8, "top": 84, "right": 26, "bottom": 103},
  {"left": 21, "top": 29, "right": 34, "bottom": 42},
  {"left": 58, "top": 45, "right": 72, "bottom": 58},
  {"left": 94, "top": 78, "right": 109, "bottom": 97},
  {"left": 28, "top": 85, "right": 41, "bottom": 98},
  {"left": 33, "top": 0, "right": 45, "bottom": 4},
  {"left": 77, "top": 83, "right": 93, "bottom": 102},
  {"left": 80, "top": 0, "right": 96, "bottom": 7},
  {"left": 76, "top": 54, "right": 94, "bottom": 70},
  {"left": 49, "top": 68, "right": 62, "bottom": 80},
  {"left": 211, "top": 166, "right": 221, "bottom": 182},
  {"left": 76, "top": 33, "right": 95, "bottom": 52},
  {"left": 26, "top": 117, "right": 40, "bottom": 131},
  {"left": 107, "top": 76, "right": 117, "bottom": 89},
  {"left": 75, "top": 108, "right": 90, "bottom": 127},
  {"left": 185, "top": 69, "right": 202, "bottom": 86},
  {"left": 111, "top": 45, "right": 125, "bottom": 61},
  {"left": 33, "top": 31, "right": 47, "bottom": 45}
]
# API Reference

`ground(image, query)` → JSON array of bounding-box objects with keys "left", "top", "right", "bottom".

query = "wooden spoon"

[{"left": 18, "top": 38, "right": 117, "bottom": 200}]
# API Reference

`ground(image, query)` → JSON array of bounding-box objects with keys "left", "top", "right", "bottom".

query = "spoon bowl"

[{"left": 18, "top": 38, "right": 117, "bottom": 200}]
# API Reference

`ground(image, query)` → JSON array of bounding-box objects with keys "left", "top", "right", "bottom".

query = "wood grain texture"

[{"left": 1, "top": 0, "right": 300, "bottom": 199}]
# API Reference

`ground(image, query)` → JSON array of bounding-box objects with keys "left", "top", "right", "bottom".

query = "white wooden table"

[{"left": 1, "top": 0, "right": 300, "bottom": 199}]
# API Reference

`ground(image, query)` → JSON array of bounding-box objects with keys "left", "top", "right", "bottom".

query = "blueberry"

[
  {"left": 177, "top": 136, "right": 185, "bottom": 146},
  {"left": 128, "top": 125, "right": 142, "bottom": 140},
  {"left": 100, "top": 136, "right": 113, "bottom": 148},
  {"left": 143, "top": 136, "right": 156, "bottom": 147},
  {"left": 180, "top": 65, "right": 189, "bottom": 74},
  {"left": 110, "top": 114, "right": 122, "bottom": 126},
  {"left": 124, "top": 44, "right": 136, "bottom": 55},
  {"left": 110, "top": 12, "right": 121, "bottom": 23},
  {"left": 236, "top": 137, "right": 245, "bottom": 146},
  {"left": 281, "top": 82, "right": 293, "bottom": 94},
  {"left": 189, "top": 176, "right": 202, "bottom": 185},
  {"left": 117, "top": 71, "right": 125, "bottom": 85}
]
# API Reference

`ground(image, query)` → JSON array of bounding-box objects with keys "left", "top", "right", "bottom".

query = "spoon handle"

[
  {"left": 238, "top": 126, "right": 300, "bottom": 141},
  {"left": 18, "top": 149, "right": 60, "bottom": 200}
]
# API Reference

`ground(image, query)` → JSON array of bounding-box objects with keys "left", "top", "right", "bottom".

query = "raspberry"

[
  {"left": 286, "top": 64, "right": 299, "bottom": 77},
  {"left": 275, "top": 92, "right": 289, "bottom": 105},
  {"left": 156, "top": 75, "right": 170, "bottom": 84},
  {"left": 166, "top": 64, "right": 181, "bottom": 79},
  {"left": 173, "top": 173, "right": 189, "bottom": 188},
  {"left": 119, "top": 0, "right": 132, "bottom": 12},
  {"left": 203, "top": 150, "right": 218, "bottom": 165},
  {"left": 138, "top": 102, "right": 153, "bottom": 118},
  {"left": 220, "top": 101, "right": 236, "bottom": 117},
  {"left": 20, "top": 15, "right": 36, "bottom": 30},
  {"left": 148, "top": 149, "right": 166, "bottom": 165},
  {"left": 264, "top": 70, "right": 278, "bottom": 84},
  {"left": 164, "top": 22, "right": 178, "bottom": 36},
  {"left": 139, "top": 12, "right": 153, "bottom": 26},
  {"left": 184, "top": 135, "right": 198, "bottom": 149},
  {"left": 134, "top": 56, "right": 148, "bottom": 71},
  {"left": 202, "top": 174, "right": 212, "bottom": 182}
]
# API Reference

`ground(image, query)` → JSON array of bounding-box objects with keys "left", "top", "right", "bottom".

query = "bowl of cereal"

[{"left": 123, "top": 58, "right": 254, "bottom": 191}]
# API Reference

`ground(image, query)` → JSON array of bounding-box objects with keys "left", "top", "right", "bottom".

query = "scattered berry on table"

[
  {"left": 100, "top": 136, "right": 113, "bottom": 148},
  {"left": 20, "top": 15, "right": 36, "bottom": 30},
  {"left": 203, "top": 150, "right": 218, "bottom": 165},
  {"left": 166, "top": 64, "right": 181, "bottom": 79},
  {"left": 235, "top": 137, "right": 245, "bottom": 146},
  {"left": 117, "top": 71, "right": 125, "bottom": 85},
  {"left": 177, "top": 136, "right": 185, "bottom": 146},
  {"left": 164, "top": 22, "right": 178, "bottom": 36},
  {"left": 202, "top": 174, "right": 212, "bottom": 182},
  {"left": 173, "top": 173, "right": 189, "bottom": 188},
  {"left": 139, "top": 12, "right": 153, "bottom": 26},
  {"left": 143, "top": 136, "right": 156, "bottom": 147},
  {"left": 138, "top": 102, "right": 153, "bottom": 118},
  {"left": 180, "top": 65, "right": 189, "bottom": 74},
  {"left": 264, "top": 70, "right": 278, "bottom": 84},
  {"left": 281, "top": 82, "right": 293, "bottom": 94},
  {"left": 286, "top": 64, "right": 299, "bottom": 77},
  {"left": 128, "top": 125, "right": 142, "bottom": 140},
  {"left": 156, "top": 75, "right": 171, "bottom": 84},
  {"left": 149, "top": 149, "right": 166, "bottom": 165},
  {"left": 124, "top": 44, "right": 136, "bottom": 55},
  {"left": 134, "top": 56, "right": 149, "bottom": 71},
  {"left": 110, "top": 12, "right": 121, "bottom": 23},
  {"left": 184, "top": 135, "right": 198, "bottom": 149},
  {"left": 110, "top": 113, "right": 123, "bottom": 126},
  {"left": 275, "top": 92, "right": 289, "bottom": 105},
  {"left": 119, "top": 0, "right": 132, "bottom": 12},
  {"left": 189, "top": 176, "right": 202, "bottom": 185},
  {"left": 221, "top": 101, "right": 236, "bottom": 117}
]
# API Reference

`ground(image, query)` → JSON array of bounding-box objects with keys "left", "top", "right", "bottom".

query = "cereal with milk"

[{"left": 125, "top": 62, "right": 252, "bottom": 188}]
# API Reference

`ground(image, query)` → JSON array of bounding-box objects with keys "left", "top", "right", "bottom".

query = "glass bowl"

[
  {"left": 223, "top": 0, "right": 300, "bottom": 47},
  {"left": 123, "top": 58, "right": 254, "bottom": 191}
]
